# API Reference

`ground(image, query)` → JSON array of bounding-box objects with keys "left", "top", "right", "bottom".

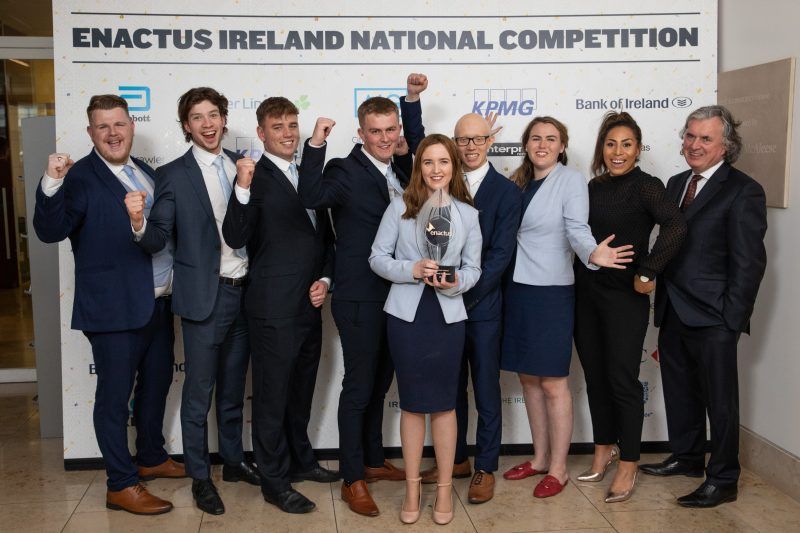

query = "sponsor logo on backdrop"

[
  {"left": 641, "top": 380, "right": 655, "bottom": 418},
  {"left": 575, "top": 95, "right": 693, "bottom": 111},
  {"left": 118, "top": 85, "right": 152, "bottom": 123},
  {"left": 488, "top": 142, "right": 524, "bottom": 158},
  {"left": 353, "top": 87, "right": 407, "bottom": 117},
  {"left": 502, "top": 396, "right": 526, "bottom": 405},
  {"left": 473, "top": 88, "right": 537, "bottom": 116}
]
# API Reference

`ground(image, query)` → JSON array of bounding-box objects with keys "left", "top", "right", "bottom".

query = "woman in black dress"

[{"left": 574, "top": 111, "right": 686, "bottom": 502}]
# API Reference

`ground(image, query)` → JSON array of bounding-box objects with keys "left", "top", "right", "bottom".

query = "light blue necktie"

[
  {"left": 385, "top": 165, "right": 404, "bottom": 197},
  {"left": 289, "top": 162, "right": 317, "bottom": 228},
  {"left": 122, "top": 164, "right": 152, "bottom": 208},
  {"left": 212, "top": 156, "right": 233, "bottom": 200}
]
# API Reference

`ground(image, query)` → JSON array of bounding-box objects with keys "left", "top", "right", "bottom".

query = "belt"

[{"left": 219, "top": 276, "right": 247, "bottom": 287}]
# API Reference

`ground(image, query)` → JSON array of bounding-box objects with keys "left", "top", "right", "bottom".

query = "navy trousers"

[
  {"left": 455, "top": 318, "right": 503, "bottom": 472},
  {"left": 180, "top": 283, "right": 250, "bottom": 480},
  {"left": 87, "top": 297, "right": 174, "bottom": 491}
]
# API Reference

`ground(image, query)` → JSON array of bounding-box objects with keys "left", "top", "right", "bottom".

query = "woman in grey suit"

[
  {"left": 370, "top": 134, "right": 482, "bottom": 525},
  {"left": 500, "top": 116, "right": 632, "bottom": 498}
]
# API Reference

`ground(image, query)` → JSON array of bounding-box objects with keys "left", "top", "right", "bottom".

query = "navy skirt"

[
  {"left": 387, "top": 286, "right": 465, "bottom": 413},
  {"left": 501, "top": 282, "right": 575, "bottom": 377}
]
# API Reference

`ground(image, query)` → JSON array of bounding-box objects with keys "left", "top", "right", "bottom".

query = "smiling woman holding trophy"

[{"left": 370, "top": 134, "right": 482, "bottom": 526}]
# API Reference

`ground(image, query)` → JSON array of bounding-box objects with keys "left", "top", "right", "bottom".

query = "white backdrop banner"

[{"left": 53, "top": 0, "right": 718, "bottom": 461}]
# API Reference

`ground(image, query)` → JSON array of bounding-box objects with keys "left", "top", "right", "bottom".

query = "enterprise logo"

[
  {"left": 473, "top": 88, "right": 537, "bottom": 116},
  {"left": 353, "top": 87, "right": 407, "bottom": 117}
]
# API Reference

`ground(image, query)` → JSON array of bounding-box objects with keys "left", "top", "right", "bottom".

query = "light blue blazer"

[
  {"left": 370, "top": 196, "right": 482, "bottom": 323},
  {"left": 513, "top": 162, "right": 598, "bottom": 286}
]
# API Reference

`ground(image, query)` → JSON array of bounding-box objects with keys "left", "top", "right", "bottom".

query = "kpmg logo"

[
  {"left": 353, "top": 87, "right": 407, "bottom": 117},
  {"left": 473, "top": 88, "right": 537, "bottom": 116},
  {"left": 119, "top": 85, "right": 151, "bottom": 112}
]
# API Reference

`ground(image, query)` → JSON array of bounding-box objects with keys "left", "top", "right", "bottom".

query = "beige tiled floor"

[{"left": 2, "top": 382, "right": 799, "bottom": 533}]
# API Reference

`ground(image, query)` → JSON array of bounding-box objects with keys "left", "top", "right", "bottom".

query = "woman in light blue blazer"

[
  {"left": 500, "top": 117, "right": 632, "bottom": 498},
  {"left": 370, "top": 134, "right": 482, "bottom": 525}
]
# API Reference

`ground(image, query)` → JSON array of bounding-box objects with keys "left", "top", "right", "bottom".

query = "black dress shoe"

[
  {"left": 263, "top": 488, "right": 316, "bottom": 514},
  {"left": 289, "top": 464, "right": 341, "bottom": 483},
  {"left": 192, "top": 478, "right": 225, "bottom": 515},
  {"left": 222, "top": 461, "right": 262, "bottom": 486},
  {"left": 639, "top": 457, "right": 704, "bottom": 477},
  {"left": 677, "top": 482, "right": 738, "bottom": 508}
]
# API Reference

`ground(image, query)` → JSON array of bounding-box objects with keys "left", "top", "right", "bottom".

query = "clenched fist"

[
  {"left": 394, "top": 136, "right": 409, "bottom": 156},
  {"left": 236, "top": 157, "right": 256, "bottom": 189},
  {"left": 125, "top": 190, "right": 148, "bottom": 231},
  {"left": 405, "top": 73, "right": 428, "bottom": 102},
  {"left": 47, "top": 153, "right": 74, "bottom": 180},
  {"left": 310, "top": 117, "right": 336, "bottom": 146}
]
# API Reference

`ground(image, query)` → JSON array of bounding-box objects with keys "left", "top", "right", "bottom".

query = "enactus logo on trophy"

[{"left": 416, "top": 189, "right": 465, "bottom": 282}]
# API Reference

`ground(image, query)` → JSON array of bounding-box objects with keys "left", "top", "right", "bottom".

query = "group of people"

[{"left": 33, "top": 71, "right": 767, "bottom": 524}]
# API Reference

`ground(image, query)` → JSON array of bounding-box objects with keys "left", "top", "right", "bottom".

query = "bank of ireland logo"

[
  {"left": 353, "top": 87, "right": 407, "bottom": 117},
  {"left": 118, "top": 86, "right": 151, "bottom": 112},
  {"left": 672, "top": 96, "right": 693, "bottom": 108},
  {"left": 473, "top": 88, "right": 537, "bottom": 116}
]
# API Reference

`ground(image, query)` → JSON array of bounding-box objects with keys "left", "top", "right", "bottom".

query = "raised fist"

[
  {"left": 125, "top": 191, "right": 147, "bottom": 231},
  {"left": 310, "top": 117, "right": 336, "bottom": 146},
  {"left": 235, "top": 157, "right": 256, "bottom": 189},
  {"left": 47, "top": 153, "right": 74, "bottom": 180},
  {"left": 394, "top": 136, "right": 409, "bottom": 156},
  {"left": 405, "top": 73, "right": 428, "bottom": 102}
]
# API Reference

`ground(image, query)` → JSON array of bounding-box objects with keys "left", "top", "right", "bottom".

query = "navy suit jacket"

[
  {"left": 33, "top": 150, "right": 157, "bottom": 332},
  {"left": 222, "top": 147, "right": 334, "bottom": 320},
  {"left": 654, "top": 162, "right": 767, "bottom": 333},
  {"left": 399, "top": 96, "right": 521, "bottom": 321},
  {"left": 137, "top": 147, "right": 242, "bottom": 322},
  {"left": 297, "top": 140, "right": 411, "bottom": 302}
]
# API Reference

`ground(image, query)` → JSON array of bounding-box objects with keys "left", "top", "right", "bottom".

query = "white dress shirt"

[
  {"left": 464, "top": 161, "right": 490, "bottom": 198},
  {"left": 361, "top": 146, "right": 403, "bottom": 200}
]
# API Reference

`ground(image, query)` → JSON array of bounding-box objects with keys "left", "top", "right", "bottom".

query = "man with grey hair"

[{"left": 641, "top": 105, "right": 767, "bottom": 508}]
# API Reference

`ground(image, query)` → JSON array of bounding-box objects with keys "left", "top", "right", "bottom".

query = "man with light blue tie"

[
  {"left": 126, "top": 87, "right": 259, "bottom": 516},
  {"left": 34, "top": 94, "right": 182, "bottom": 515}
]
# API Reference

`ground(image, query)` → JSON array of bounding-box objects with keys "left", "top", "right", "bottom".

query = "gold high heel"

[
  {"left": 432, "top": 482, "right": 453, "bottom": 525},
  {"left": 577, "top": 446, "right": 619, "bottom": 482},
  {"left": 400, "top": 477, "right": 422, "bottom": 524},
  {"left": 605, "top": 469, "right": 638, "bottom": 503}
]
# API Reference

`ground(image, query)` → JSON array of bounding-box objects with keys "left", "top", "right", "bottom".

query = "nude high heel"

[
  {"left": 400, "top": 477, "right": 422, "bottom": 524},
  {"left": 605, "top": 468, "right": 638, "bottom": 503},
  {"left": 577, "top": 446, "right": 619, "bottom": 482},
  {"left": 432, "top": 482, "right": 453, "bottom": 525}
]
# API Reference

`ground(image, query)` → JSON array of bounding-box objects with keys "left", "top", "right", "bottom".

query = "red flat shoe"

[
  {"left": 533, "top": 475, "right": 568, "bottom": 498},
  {"left": 502, "top": 461, "right": 548, "bottom": 481}
]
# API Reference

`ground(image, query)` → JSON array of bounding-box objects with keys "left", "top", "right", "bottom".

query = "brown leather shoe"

[
  {"left": 341, "top": 480, "right": 379, "bottom": 516},
  {"left": 421, "top": 459, "right": 472, "bottom": 484},
  {"left": 106, "top": 483, "right": 173, "bottom": 515},
  {"left": 467, "top": 470, "right": 495, "bottom": 504},
  {"left": 364, "top": 460, "right": 405, "bottom": 482},
  {"left": 137, "top": 458, "right": 187, "bottom": 481}
]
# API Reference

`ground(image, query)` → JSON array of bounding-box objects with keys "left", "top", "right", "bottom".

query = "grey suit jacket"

[
  {"left": 369, "top": 197, "right": 482, "bottom": 323},
  {"left": 513, "top": 162, "right": 597, "bottom": 286}
]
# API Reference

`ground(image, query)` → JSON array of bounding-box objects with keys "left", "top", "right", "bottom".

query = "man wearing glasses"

[{"left": 401, "top": 74, "right": 522, "bottom": 504}]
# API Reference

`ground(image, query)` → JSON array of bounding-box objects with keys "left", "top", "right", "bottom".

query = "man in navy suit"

[
  {"left": 297, "top": 96, "right": 415, "bottom": 517},
  {"left": 400, "top": 74, "right": 522, "bottom": 503},
  {"left": 126, "top": 87, "right": 259, "bottom": 516},
  {"left": 34, "top": 94, "right": 183, "bottom": 515},
  {"left": 641, "top": 105, "right": 767, "bottom": 508},
  {"left": 222, "top": 97, "right": 338, "bottom": 513}
]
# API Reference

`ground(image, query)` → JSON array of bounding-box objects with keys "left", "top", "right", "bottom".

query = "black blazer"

[
  {"left": 654, "top": 162, "right": 767, "bottom": 333},
  {"left": 297, "top": 141, "right": 410, "bottom": 302},
  {"left": 34, "top": 151, "right": 158, "bottom": 332},
  {"left": 137, "top": 147, "right": 242, "bottom": 322},
  {"left": 222, "top": 148, "right": 334, "bottom": 320}
]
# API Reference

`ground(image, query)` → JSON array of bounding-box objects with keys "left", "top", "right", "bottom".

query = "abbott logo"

[
  {"left": 353, "top": 87, "right": 407, "bottom": 117},
  {"left": 119, "top": 86, "right": 151, "bottom": 112},
  {"left": 473, "top": 88, "right": 537, "bottom": 116}
]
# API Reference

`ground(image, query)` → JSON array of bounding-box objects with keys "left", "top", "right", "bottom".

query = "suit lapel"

[
  {"left": 182, "top": 149, "right": 216, "bottom": 222},
  {"left": 259, "top": 155, "right": 317, "bottom": 234},
  {"left": 683, "top": 164, "right": 729, "bottom": 221},
  {"left": 352, "top": 145, "right": 390, "bottom": 203},
  {"left": 89, "top": 151, "right": 127, "bottom": 209}
]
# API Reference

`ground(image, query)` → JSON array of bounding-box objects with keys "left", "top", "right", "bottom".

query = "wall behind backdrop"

[{"left": 53, "top": 0, "right": 718, "bottom": 463}]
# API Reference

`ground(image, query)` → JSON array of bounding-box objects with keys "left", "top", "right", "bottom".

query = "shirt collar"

[
  {"left": 694, "top": 159, "right": 724, "bottom": 180},
  {"left": 361, "top": 146, "right": 390, "bottom": 176},
  {"left": 191, "top": 143, "right": 224, "bottom": 167},
  {"left": 263, "top": 150, "right": 293, "bottom": 172},
  {"left": 464, "top": 161, "right": 490, "bottom": 186},
  {"left": 93, "top": 148, "right": 133, "bottom": 176}
]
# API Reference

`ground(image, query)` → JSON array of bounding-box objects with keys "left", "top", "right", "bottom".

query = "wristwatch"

[{"left": 638, "top": 275, "right": 651, "bottom": 283}]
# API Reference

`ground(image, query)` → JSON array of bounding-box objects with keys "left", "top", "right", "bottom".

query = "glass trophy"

[{"left": 416, "top": 189, "right": 462, "bottom": 283}]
